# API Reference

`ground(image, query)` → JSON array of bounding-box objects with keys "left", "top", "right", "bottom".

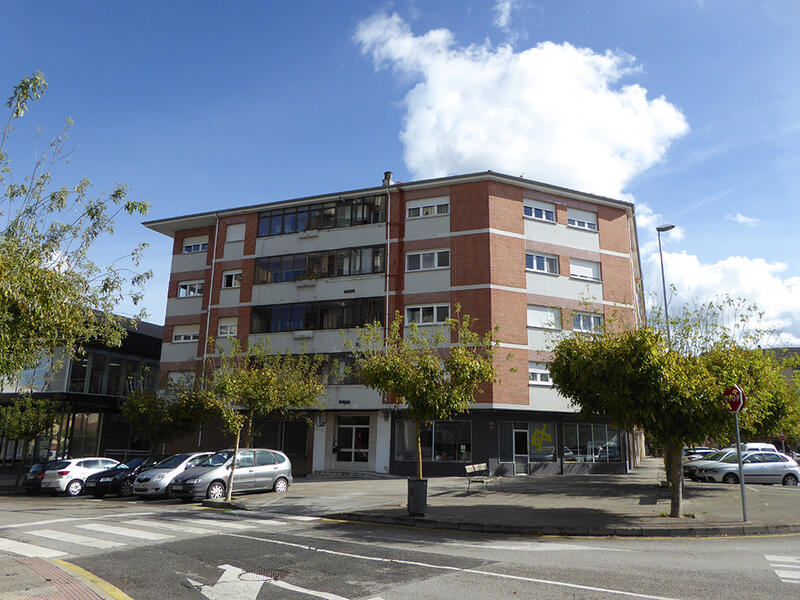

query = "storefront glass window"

[
  {"left": 528, "top": 422, "right": 557, "bottom": 462},
  {"left": 394, "top": 420, "right": 470, "bottom": 462}
]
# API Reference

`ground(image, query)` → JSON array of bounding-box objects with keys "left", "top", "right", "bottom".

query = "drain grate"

[{"left": 247, "top": 567, "right": 292, "bottom": 581}]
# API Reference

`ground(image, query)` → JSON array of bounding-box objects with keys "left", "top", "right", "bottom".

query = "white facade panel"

[
  {"left": 403, "top": 216, "right": 450, "bottom": 241},
  {"left": 526, "top": 328, "right": 567, "bottom": 350},
  {"left": 226, "top": 223, "right": 246, "bottom": 242},
  {"left": 223, "top": 240, "right": 244, "bottom": 260},
  {"left": 249, "top": 329, "right": 356, "bottom": 355},
  {"left": 529, "top": 386, "right": 575, "bottom": 412},
  {"left": 312, "top": 420, "right": 327, "bottom": 473},
  {"left": 526, "top": 273, "right": 603, "bottom": 302},
  {"left": 254, "top": 223, "right": 385, "bottom": 257},
  {"left": 218, "top": 288, "right": 241, "bottom": 307},
  {"left": 375, "top": 411, "right": 391, "bottom": 474},
  {"left": 325, "top": 385, "right": 384, "bottom": 410},
  {"left": 249, "top": 275, "right": 386, "bottom": 306},
  {"left": 404, "top": 270, "right": 451, "bottom": 293},
  {"left": 171, "top": 253, "right": 208, "bottom": 273},
  {"left": 524, "top": 221, "right": 600, "bottom": 253},
  {"left": 166, "top": 297, "right": 204, "bottom": 317},
  {"left": 160, "top": 342, "right": 199, "bottom": 363}
]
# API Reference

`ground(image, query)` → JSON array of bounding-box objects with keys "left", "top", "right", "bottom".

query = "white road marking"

[
  {"left": 775, "top": 570, "right": 800, "bottom": 580},
  {"left": 225, "top": 533, "right": 682, "bottom": 600},
  {"left": 76, "top": 523, "right": 173, "bottom": 541},
  {"left": 0, "top": 536, "right": 66, "bottom": 558},
  {"left": 444, "top": 541, "right": 630, "bottom": 552},
  {"left": 123, "top": 519, "right": 216, "bottom": 535},
  {"left": 767, "top": 555, "right": 800, "bottom": 564},
  {"left": 281, "top": 515, "right": 318, "bottom": 521},
  {"left": 0, "top": 511, "right": 155, "bottom": 531},
  {"left": 765, "top": 554, "right": 800, "bottom": 584},
  {"left": 177, "top": 518, "right": 256, "bottom": 530},
  {"left": 27, "top": 529, "right": 126, "bottom": 549}
]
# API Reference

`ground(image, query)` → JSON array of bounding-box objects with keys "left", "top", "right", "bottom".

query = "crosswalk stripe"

[
  {"left": 282, "top": 515, "right": 318, "bottom": 521},
  {"left": 26, "top": 529, "right": 126, "bottom": 549},
  {"left": 122, "top": 519, "right": 216, "bottom": 535},
  {"left": 76, "top": 523, "right": 173, "bottom": 541},
  {"left": 775, "top": 570, "right": 800, "bottom": 580},
  {"left": 766, "top": 555, "right": 800, "bottom": 564},
  {"left": 176, "top": 518, "right": 256, "bottom": 530},
  {"left": 0, "top": 537, "right": 66, "bottom": 558}
]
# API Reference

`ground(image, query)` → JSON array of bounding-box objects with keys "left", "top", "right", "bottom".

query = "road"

[{"left": 1, "top": 493, "right": 799, "bottom": 599}]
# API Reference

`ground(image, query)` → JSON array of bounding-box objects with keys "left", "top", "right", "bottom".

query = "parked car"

[
  {"left": 168, "top": 448, "right": 292, "bottom": 502},
  {"left": 41, "top": 457, "right": 120, "bottom": 496},
  {"left": 22, "top": 461, "right": 57, "bottom": 494},
  {"left": 682, "top": 447, "right": 718, "bottom": 463},
  {"left": 84, "top": 456, "right": 165, "bottom": 498},
  {"left": 696, "top": 451, "right": 800, "bottom": 485},
  {"left": 133, "top": 452, "right": 213, "bottom": 498},
  {"left": 684, "top": 450, "right": 736, "bottom": 480},
  {"left": 724, "top": 443, "right": 778, "bottom": 453}
]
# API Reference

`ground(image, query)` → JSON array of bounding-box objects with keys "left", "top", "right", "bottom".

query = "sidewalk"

[
  {"left": 0, "top": 556, "right": 132, "bottom": 600},
  {"left": 239, "top": 458, "right": 800, "bottom": 537}
]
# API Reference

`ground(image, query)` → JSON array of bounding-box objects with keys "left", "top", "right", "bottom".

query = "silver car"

[
  {"left": 133, "top": 452, "right": 213, "bottom": 498},
  {"left": 697, "top": 451, "right": 800, "bottom": 485},
  {"left": 168, "top": 448, "right": 293, "bottom": 502}
]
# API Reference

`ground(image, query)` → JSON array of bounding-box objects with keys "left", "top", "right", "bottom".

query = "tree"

[
  {"left": 203, "top": 339, "right": 325, "bottom": 501},
  {"left": 0, "top": 395, "right": 58, "bottom": 484},
  {"left": 349, "top": 307, "right": 500, "bottom": 481},
  {"left": 0, "top": 72, "right": 151, "bottom": 380},
  {"left": 549, "top": 300, "right": 796, "bottom": 517}
]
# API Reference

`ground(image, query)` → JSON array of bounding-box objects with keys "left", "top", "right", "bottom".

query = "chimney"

[{"left": 382, "top": 171, "right": 393, "bottom": 187}]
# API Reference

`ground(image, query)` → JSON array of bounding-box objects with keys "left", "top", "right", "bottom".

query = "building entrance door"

[
  {"left": 336, "top": 416, "right": 370, "bottom": 464},
  {"left": 513, "top": 426, "right": 529, "bottom": 475}
]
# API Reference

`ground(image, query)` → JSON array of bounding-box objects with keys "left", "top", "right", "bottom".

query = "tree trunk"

[
  {"left": 667, "top": 441, "right": 683, "bottom": 517},
  {"left": 415, "top": 422, "right": 423, "bottom": 480},
  {"left": 225, "top": 428, "right": 241, "bottom": 502},
  {"left": 244, "top": 409, "right": 255, "bottom": 448}
]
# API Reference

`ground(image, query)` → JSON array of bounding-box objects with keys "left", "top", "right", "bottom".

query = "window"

[
  {"left": 182, "top": 236, "right": 208, "bottom": 254},
  {"left": 257, "top": 194, "right": 386, "bottom": 237},
  {"left": 173, "top": 324, "right": 200, "bottom": 343},
  {"left": 222, "top": 270, "right": 242, "bottom": 288},
  {"left": 250, "top": 298, "right": 384, "bottom": 334},
  {"left": 320, "top": 353, "right": 360, "bottom": 385},
  {"left": 406, "top": 250, "right": 450, "bottom": 271},
  {"left": 567, "top": 208, "right": 597, "bottom": 231},
  {"left": 573, "top": 312, "right": 603, "bottom": 333},
  {"left": 528, "top": 362, "right": 552, "bottom": 386},
  {"left": 177, "top": 281, "right": 204, "bottom": 298},
  {"left": 218, "top": 317, "right": 238, "bottom": 337},
  {"left": 226, "top": 223, "right": 246, "bottom": 242},
  {"left": 564, "top": 423, "right": 621, "bottom": 462},
  {"left": 254, "top": 246, "right": 385, "bottom": 284},
  {"left": 406, "top": 198, "right": 449, "bottom": 219},
  {"left": 569, "top": 259, "right": 601, "bottom": 281},
  {"left": 527, "top": 305, "right": 561, "bottom": 329},
  {"left": 524, "top": 199, "right": 556, "bottom": 223},
  {"left": 336, "top": 416, "right": 370, "bottom": 463},
  {"left": 525, "top": 253, "right": 558, "bottom": 275},
  {"left": 394, "top": 420, "right": 471, "bottom": 462},
  {"left": 406, "top": 304, "right": 449, "bottom": 325}
]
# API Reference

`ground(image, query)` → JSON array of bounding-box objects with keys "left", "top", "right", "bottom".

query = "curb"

[
  {"left": 54, "top": 559, "right": 135, "bottom": 600},
  {"left": 201, "top": 499, "right": 250, "bottom": 510},
  {"left": 324, "top": 512, "right": 800, "bottom": 538}
]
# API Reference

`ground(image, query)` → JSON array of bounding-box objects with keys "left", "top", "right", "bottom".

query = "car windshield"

[
  {"left": 701, "top": 452, "right": 726, "bottom": 461},
  {"left": 116, "top": 458, "right": 145, "bottom": 470},
  {"left": 48, "top": 461, "right": 70, "bottom": 470},
  {"left": 154, "top": 454, "right": 193, "bottom": 469},
  {"left": 200, "top": 451, "right": 233, "bottom": 467},
  {"left": 721, "top": 453, "right": 748, "bottom": 463},
  {"left": 27, "top": 463, "right": 45, "bottom": 473}
]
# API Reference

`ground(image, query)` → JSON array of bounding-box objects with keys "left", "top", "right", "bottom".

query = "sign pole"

[{"left": 733, "top": 411, "right": 747, "bottom": 522}]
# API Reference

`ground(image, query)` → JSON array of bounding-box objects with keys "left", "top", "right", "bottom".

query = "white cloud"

[
  {"left": 494, "top": 0, "right": 516, "bottom": 31},
  {"left": 724, "top": 212, "right": 759, "bottom": 226},
  {"left": 354, "top": 12, "right": 689, "bottom": 198}
]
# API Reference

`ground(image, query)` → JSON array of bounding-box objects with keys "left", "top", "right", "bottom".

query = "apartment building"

[{"left": 144, "top": 171, "right": 645, "bottom": 477}]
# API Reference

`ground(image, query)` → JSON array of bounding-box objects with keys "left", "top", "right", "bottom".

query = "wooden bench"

[{"left": 465, "top": 463, "right": 504, "bottom": 494}]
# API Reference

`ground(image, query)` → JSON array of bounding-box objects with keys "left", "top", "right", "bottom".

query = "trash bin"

[{"left": 407, "top": 478, "right": 427, "bottom": 516}]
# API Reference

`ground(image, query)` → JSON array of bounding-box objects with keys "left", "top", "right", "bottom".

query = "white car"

[
  {"left": 133, "top": 452, "right": 213, "bottom": 498},
  {"left": 41, "top": 457, "right": 120, "bottom": 496},
  {"left": 697, "top": 451, "right": 800, "bottom": 485}
]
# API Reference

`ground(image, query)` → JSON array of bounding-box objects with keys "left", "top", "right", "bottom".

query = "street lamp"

[{"left": 656, "top": 224, "right": 675, "bottom": 344}]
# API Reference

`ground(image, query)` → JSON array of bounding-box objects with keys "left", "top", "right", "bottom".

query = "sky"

[{"left": 3, "top": 1, "right": 799, "bottom": 344}]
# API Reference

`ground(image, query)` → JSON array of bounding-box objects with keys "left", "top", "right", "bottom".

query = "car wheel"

[
  {"left": 66, "top": 479, "right": 84, "bottom": 496},
  {"left": 206, "top": 481, "right": 226, "bottom": 500},
  {"left": 782, "top": 473, "right": 799, "bottom": 486},
  {"left": 273, "top": 477, "right": 289, "bottom": 493},
  {"left": 119, "top": 479, "right": 134, "bottom": 497},
  {"left": 722, "top": 473, "right": 739, "bottom": 484}
]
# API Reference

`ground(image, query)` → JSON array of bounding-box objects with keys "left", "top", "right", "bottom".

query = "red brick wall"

[
  {"left": 601, "top": 254, "right": 635, "bottom": 305},
  {"left": 450, "top": 181, "right": 490, "bottom": 231},
  {"left": 487, "top": 182, "right": 524, "bottom": 234},
  {"left": 451, "top": 233, "right": 490, "bottom": 287},
  {"left": 598, "top": 205, "right": 630, "bottom": 253}
]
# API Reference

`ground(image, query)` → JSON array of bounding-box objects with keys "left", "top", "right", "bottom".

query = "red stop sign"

[{"left": 724, "top": 385, "right": 746, "bottom": 413}]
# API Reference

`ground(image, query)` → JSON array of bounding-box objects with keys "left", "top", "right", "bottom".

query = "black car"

[
  {"left": 84, "top": 456, "right": 164, "bottom": 498},
  {"left": 22, "top": 461, "right": 57, "bottom": 494}
]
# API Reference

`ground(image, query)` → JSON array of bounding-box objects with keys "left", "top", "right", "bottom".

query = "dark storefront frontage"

[{"left": 390, "top": 410, "right": 630, "bottom": 477}]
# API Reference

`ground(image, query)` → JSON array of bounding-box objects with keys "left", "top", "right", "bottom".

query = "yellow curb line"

[{"left": 53, "top": 559, "right": 135, "bottom": 600}]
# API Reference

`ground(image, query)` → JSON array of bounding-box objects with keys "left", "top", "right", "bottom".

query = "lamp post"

[{"left": 656, "top": 224, "right": 675, "bottom": 344}]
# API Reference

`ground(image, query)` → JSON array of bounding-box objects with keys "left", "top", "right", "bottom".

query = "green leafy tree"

[
  {"left": 349, "top": 307, "right": 499, "bottom": 480},
  {"left": 204, "top": 339, "right": 325, "bottom": 501},
  {"left": 0, "top": 395, "right": 58, "bottom": 483},
  {"left": 1, "top": 72, "right": 151, "bottom": 380}
]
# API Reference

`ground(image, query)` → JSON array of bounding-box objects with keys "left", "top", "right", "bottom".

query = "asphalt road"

[{"left": 2, "top": 494, "right": 800, "bottom": 599}]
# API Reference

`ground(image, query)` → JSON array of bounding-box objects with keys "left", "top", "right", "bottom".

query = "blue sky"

[{"left": 3, "top": 1, "right": 799, "bottom": 343}]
